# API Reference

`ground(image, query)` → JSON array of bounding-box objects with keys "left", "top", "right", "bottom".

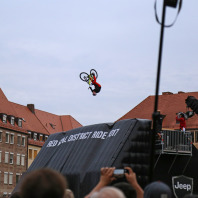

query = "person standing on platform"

[{"left": 176, "top": 113, "right": 186, "bottom": 132}]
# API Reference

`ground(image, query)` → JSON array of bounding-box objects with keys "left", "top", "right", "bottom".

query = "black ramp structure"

[{"left": 13, "top": 119, "right": 152, "bottom": 198}]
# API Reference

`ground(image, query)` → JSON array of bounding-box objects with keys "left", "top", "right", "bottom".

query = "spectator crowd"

[{"left": 10, "top": 166, "right": 198, "bottom": 198}]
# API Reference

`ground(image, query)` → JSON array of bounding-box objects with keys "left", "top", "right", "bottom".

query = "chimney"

[
  {"left": 27, "top": 104, "right": 35, "bottom": 114},
  {"left": 162, "top": 92, "right": 173, "bottom": 95}
]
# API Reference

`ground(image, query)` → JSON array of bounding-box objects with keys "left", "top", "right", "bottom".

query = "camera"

[{"left": 113, "top": 169, "right": 129, "bottom": 176}]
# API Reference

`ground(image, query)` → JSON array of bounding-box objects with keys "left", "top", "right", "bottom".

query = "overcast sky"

[{"left": 0, "top": 0, "right": 197, "bottom": 126}]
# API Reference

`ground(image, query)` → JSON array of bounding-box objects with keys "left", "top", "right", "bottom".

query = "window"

[
  {"left": 0, "top": 151, "right": 2, "bottom": 163},
  {"left": 33, "top": 133, "right": 37, "bottom": 141},
  {"left": 6, "top": 132, "right": 9, "bottom": 143},
  {"left": 16, "top": 173, "right": 20, "bottom": 184},
  {"left": 21, "top": 155, "right": 25, "bottom": 166},
  {"left": 18, "top": 118, "right": 22, "bottom": 127},
  {"left": 10, "top": 153, "right": 14, "bottom": 164},
  {"left": 3, "top": 114, "right": 7, "bottom": 123},
  {"left": 28, "top": 131, "right": 32, "bottom": 139},
  {"left": 11, "top": 117, "right": 15, "bottom": 125},
  {"left": 9, "top": 173, "right": 13, "bottom": 184},
  {"left": 4, "top": 172, "right": 8, "bottom": 184},
  {"left": 16, "top": 154, "right": 20, "bottom": 165},
  {"left": 0, "top": 131, "right": 2, "bottom": 142},
  {"left": 22, "top": 136, "right": 25, "bottom": 146},
  {"left": 39, "top": 134, "right": 43, "bottom": 141},
  {"left": 29, "top": 149, "right": 32, "bottom": 159},
  {"left": 17, "top": 135, "right": 21, "bottom": 145},
  {"left": 195, "top": 131, "right": 198, "bottom": 142},
  {"left": 45, "top": 135, "right": 48, "bottom": 141},
  {"left": 5, "top": 152, "right": 9, "bottom": 163},
  {"left": 10, "top": 134, "right": 14, "bottom": 144},
  {"left": 34, "top": 150, "right": 38, "bottom": 159}
]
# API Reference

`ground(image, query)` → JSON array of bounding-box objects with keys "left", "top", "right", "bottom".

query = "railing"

[{"left": 161, "top": 130, "right": 192, "bottom": 155}]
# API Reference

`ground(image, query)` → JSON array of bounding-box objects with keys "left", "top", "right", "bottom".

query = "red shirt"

[
  {"left": 92, "top": 76, "right": 101, "bottom": 87},
  {"left": 176, "top": 116, "right": 186, "bottom": 129}
]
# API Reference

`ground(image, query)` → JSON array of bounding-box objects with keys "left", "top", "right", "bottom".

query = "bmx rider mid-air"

[
  {"left": 89, "top": 73, "right": 101, "bottom": 96},
  {"left": 79, "top": 69, "right": 101, "bottom": 96}
]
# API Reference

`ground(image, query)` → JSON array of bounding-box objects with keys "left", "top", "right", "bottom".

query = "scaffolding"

[{"left": 161, "top": 130, "right": 192, "bottom": 155}]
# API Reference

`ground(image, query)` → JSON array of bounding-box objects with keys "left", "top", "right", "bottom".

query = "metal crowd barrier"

[{"left": 161, "top": 130, "right": 192, "bottom": 155}]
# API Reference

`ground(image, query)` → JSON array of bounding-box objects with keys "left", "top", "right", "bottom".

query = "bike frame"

[{"left": 88, "top": 74, "right": 94, "bottom": 85}]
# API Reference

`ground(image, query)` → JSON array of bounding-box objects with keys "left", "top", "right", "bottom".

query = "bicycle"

[{"left": 79, "top": 69, "right": 98, "bottom": 86}]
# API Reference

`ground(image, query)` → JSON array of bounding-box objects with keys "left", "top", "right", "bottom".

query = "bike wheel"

[
  {"left": 90, "top": 69, "right": 98, "bottom": 79},
  {"left": 80, "top": 72, "right": 89, "bottom": 82}
]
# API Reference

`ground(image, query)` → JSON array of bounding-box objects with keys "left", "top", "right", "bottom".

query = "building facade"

[
  {"left": 0, "top": 118, "right": 28, "bottom": 197},
  {"left": 0, "top": 88, "right": 82, "bottom": 197}
]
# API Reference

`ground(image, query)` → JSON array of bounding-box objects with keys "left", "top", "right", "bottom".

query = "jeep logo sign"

[{"left": 172, "top": 175, "right": 193, "bottom": 198}]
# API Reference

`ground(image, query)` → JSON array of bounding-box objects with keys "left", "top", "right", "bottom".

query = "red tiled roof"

[
  {"left": 0, "top": 121, "right": 27, "bottom": 134},
  {"left": 0, "top": 88, "right": 83, "bottom": 145},
  {"left": 118, "top": 91, "right": 198, "bottom": 130},
  {"left": 35, "top": 110, "right": 82, "bottom": 135},
  {"left": 28, "top": 139, "right": 45, "bottom": 147},
  {"left": 11, "top": 102, "right": 49, "bottom": 135},
  {"left": 60, "top": 115, "right": 82, "bottom": 132},
  {"left": 34, "top": 109, "right": 63, "bottom": 134},
  {"left": 0, "top": 89, "right": 18, "bottom": 117}
]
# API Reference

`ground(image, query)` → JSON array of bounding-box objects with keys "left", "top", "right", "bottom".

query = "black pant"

[{"left": 90, "top": 85, "right": 101, "bottom": 93}]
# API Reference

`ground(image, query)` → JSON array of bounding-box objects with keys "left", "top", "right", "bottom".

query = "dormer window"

[
  {"left": 10, "top": 116, "right": 15, "bottom": 125},
  {"left": 28, "top": 132, "right": 32, "bottom": 139},
  {"left": 45, "top": 135, "right": 48, "bottom": 141},
  {"left": 33, "top": 133, "right": 37, "bottom": 141},
  {"left": 18, "top": 118, "right": 22, "bottom": 127},
  {"left": 39, "top": 134, "right": 43, "bottom": 141},
  {"left": 2, "top": 114, "right": 7, "bottom": 123},
  {"left": 49, "top": 123, "right": 56, "bottom": 129}
]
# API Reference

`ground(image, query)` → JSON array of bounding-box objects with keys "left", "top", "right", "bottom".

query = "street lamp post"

[{"left": 149, "top": 0, "right": 179, "bottom": 182}]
